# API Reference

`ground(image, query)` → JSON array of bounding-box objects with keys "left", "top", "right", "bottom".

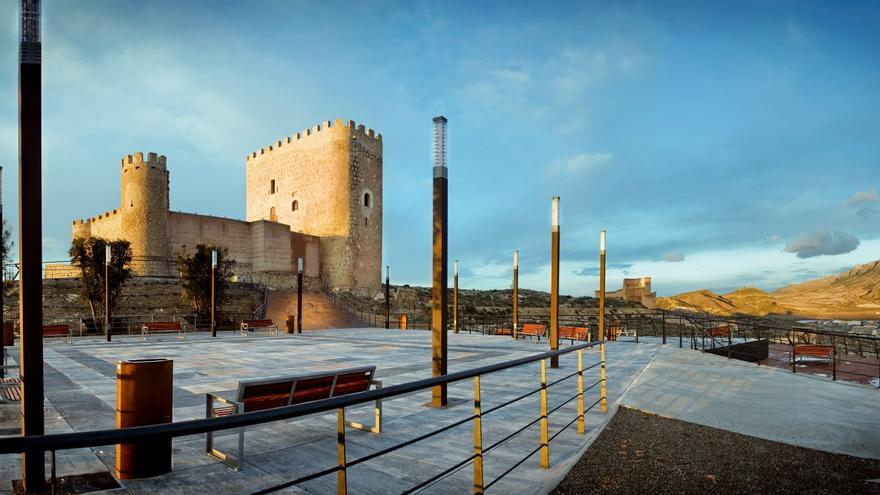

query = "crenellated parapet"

[
  {"left": 73, "top": 208, "right": 120, "bottom": 226},
  {"left": 246, "top": 118, "right": 382, "bottom": 162},
  {"left": 121, "top": 151, "right": 167, "bottom": 170}
]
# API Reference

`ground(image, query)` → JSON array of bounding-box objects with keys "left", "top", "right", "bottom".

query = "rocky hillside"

[{"left": 658, "top": 259, "right": 880, "bottom": 319}]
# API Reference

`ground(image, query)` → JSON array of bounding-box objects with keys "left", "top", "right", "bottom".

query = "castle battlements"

[
  {"left": 121, "top": 151, "right": 167, "bottom": 170},
  {"left": 74, "top": 208, "right": 120, "bottom": 225},
  {"left": 246, "top": 119, "right": 382, "bottom": 161}
]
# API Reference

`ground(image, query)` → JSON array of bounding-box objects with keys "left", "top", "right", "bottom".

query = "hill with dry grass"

[{"left": 657, "top": 259, "right": 880, "bottom": 320}]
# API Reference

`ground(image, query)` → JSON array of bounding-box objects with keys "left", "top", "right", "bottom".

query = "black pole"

[
  {"left": 296, "top": 257, "right": 302, "bottom": 333},
  {"left": 211, "top": 249, "right": 216, "bottom": 337},
  {"left": 104, "top": 244, "right": 110, "bottom": 342},
  {"left": 0, "top": 166, "right": 4, "bottom": 380},
  {"left": 384, "top": 266, "right": 390, "bottom": 329},
  {"left": 19, "top": 0, "right": 46, "bottom": 489}
]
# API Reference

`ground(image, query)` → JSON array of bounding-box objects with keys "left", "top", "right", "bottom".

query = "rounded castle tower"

[{"left": 120, "top": 152, "right": 172, "bottom": 276}]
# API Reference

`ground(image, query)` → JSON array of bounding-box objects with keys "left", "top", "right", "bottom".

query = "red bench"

[
  {"left": 794, "top": 344, "right": 834, "bottom": 362},
  {"left": 240, "top": 319, "right": 278, "bottom": 336},
  {"left": 0, "top": 377, "right": 21, "bottom": 402},
  {"left": 43, "top": 324, "right": 72, "bottom": 344},
  {"left": 520, "top": 323, "right": 546, "bottom": 341},
  {"left": 560, "top": 326, "right": 589, "bottom": 343},
  {"left": 495, "top": 328, "right": 513, "bottom": 336},
  {"left": 142, "top": 321, "right": 185, "bottom": 341},
  {"left": 206, "top": 365, "right": 382, "bottom": 470}
]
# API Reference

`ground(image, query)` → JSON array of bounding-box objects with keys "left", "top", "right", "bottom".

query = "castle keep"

[{"left": 52, "top": 119, "right": 383, "bottom": 290}]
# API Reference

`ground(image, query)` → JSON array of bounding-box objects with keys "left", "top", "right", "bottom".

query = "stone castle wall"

[{"left": 245, "top": 119, "right": 382, "bottom": 289}]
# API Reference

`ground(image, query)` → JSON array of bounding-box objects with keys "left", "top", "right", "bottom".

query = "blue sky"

[{"left": 0, "top": 0, "right": 877, "bottom": 296}]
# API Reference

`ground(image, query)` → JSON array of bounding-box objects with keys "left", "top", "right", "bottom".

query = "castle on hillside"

[
  {"left": 596, "top": 277, "right": 657, "bottom": 309},
  {"left": 47, "top": 119, "right": 383, "bottom": 290}
]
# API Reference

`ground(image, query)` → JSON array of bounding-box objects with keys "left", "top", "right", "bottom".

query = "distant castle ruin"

[
  {"left": 48, "top": 119, "right": 382, "bottom": 290},
  {"left": 596, "top": 277, "right": 657, "bottom": 309}
]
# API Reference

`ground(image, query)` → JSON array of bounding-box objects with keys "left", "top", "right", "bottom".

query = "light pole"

[
  {"left": 550, "top": 196, "right": 560, "bottom": 368},
  {"left": 0, "top": 166, "right": 4, "bottom": 380},
  {"left": 512, "top": 250, "right": 518, "bottom": 340},
  {"left": 105, "top": 243, "right": 111, "bottom": 342},
  {"left": 384, "top": 265, "right": 390, "bottom": 329},
  {"left": 211, "top": 249, "right": 217, "bottom": 337},
  {"left": 431, "top": 115, "right": 448, "bottom": 408},
  {"left": 18, "top": 0, "right": 45, "bottom": 488},
  {"left": 453, "top": 260, "right": 459, "bottom": 334},
  {"left": 599, "top": 230, "right": 607, "bottom": 413},
  {"left": 296, "top": 257, "right": 303, "bottom": 333}
]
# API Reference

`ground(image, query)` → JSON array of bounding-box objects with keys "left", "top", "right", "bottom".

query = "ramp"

[{"left": 263, "top": 289, "right": 368, "bottom": 330}]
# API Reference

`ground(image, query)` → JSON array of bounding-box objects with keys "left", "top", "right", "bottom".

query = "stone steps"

[{"left": 263, "top": 290, "right": 368, "bottom": 331}]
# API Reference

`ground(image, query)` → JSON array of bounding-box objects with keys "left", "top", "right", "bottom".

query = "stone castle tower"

[
  {"left": 246, "top": 119, "right": 383, "bottom": 289},
  {"left": 72, "top": 152, "right": 173, "bottom": 276}
]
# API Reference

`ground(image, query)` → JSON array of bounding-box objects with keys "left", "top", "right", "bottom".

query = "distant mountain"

[{"left": 657, "top": 260, "right": 880, "bottom": 320}]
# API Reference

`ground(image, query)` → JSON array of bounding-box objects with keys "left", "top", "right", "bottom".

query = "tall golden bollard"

[
  {"left": 337, "top": 408, "right": 347, "bottom": 494},
  {"left": 599, "top": 230, "right": 608, "bottom": 413},
  {"left": 512, "top": 250, "right": 518, "bottom": 339},
  {"left": 473, "top": 376, "right": 484, "bottom": 494},
  {"left": 577, "top": 349, "right": 585, "bottom": 434},
  {"left": 539, "top": 359, "right": 549, "bottom": 468},
  {"left": 431, "top": 116, "right": 448, "bottom": 407},
  {"left": 19, "top": 0, "right": 46, "bottom": 489},
  {"left": 453, "top": 260, "right": 459, "bottom": 334},
  {"left": 550, "top": 196, "right": 560, "bottom": 368}
]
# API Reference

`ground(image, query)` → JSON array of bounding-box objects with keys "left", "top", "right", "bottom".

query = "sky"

[{"left": 0, "top": 0, "right": 877, "bottom": 296}]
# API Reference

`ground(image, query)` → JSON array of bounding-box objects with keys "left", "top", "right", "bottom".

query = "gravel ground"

[{"left": 553, "top": 407, "right": 880, "bottom": 495}]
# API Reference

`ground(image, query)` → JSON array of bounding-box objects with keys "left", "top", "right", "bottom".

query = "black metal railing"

[{"left": 0, "top": 340, "right": 607, "bottom": 494}]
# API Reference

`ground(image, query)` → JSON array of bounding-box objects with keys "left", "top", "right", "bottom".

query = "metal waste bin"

[
  {"left": 116, "top": 358, "right": 173, "bottom": 479},
  {"left": 286, "top": 314, "right": 296, "bottom": 334},
  {"left": 2, "top": 321, "right": 12, "bottom": 346}
]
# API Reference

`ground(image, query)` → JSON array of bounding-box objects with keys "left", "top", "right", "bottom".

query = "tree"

[
  {"left": 69, "top": 237, "right": 133, "bottom": 325},
  {"left": 178, "top": 245, "right": 234, "bottom": 317}
]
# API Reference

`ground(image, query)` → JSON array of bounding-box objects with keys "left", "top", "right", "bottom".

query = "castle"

[
  {"left": 47, "top": 119, "right": 383, "bottom": 290},
  {"left": 596, "top": 277, "right": 657, "bottom": 309}
]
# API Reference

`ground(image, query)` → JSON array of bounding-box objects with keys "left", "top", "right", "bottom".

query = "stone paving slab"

[{"left": 0, "top": 329, "right": 657, "bottom": 494}]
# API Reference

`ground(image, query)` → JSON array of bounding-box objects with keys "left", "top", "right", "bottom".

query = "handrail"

[{"left": 0, "top": 340, "right": 603, "bottom": 454}]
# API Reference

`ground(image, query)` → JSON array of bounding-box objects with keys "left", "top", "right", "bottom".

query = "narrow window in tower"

[
  {"left": 363, "top": 192, "right": 371, "bottom": 207},
  {"left": 270, "top": 179, "right": 276, "bottom": 194},
  {"left": 365, "top": 217, "right": 369, "bottom": 226},
  {"left": 270, "top": 206, "right": 277, "bottom": 222},
  {"left": 292, "top": 200, "right": 299, "bottom": 211}
]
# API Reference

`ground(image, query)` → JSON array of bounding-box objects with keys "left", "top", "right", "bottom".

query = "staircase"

[{"left": 263, "top": 290, "right": 368, "bottom": 331}]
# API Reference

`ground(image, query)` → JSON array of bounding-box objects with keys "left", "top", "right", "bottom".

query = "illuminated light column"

[
  {"left": 512, "top": 250, "right": 519, "bottom": 340},
  {"left": 105, "top": 244, "right": 111, "bottom": 342},
  {"left": 384, "top": 266, "right": 390, "bottom": 329},
  {"left": 599, "top": 230, "right": 607, "bottom": 413},
  {"left": 296, "top": 257, "right": 303, "bottom": 333},
  {"left": 453, "top": 260, "right": 459, "bottom": 334},
  {"left": 19, "top": 0, "right": 46, "bottom": 490},
  {"left": 211, "top": 249, "right": 217, "bottom": 337},
  {"left": 550, "top": 196, "right": 560, "bottom": 368},
  {"left": 431, "top": 115, "right": 448, "bottom": 407},
  {"left": 0, "top": 166, "right": 4, "bottom": 380}
]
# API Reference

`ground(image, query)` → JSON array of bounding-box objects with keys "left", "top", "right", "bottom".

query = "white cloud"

[
  {"left": 662, "top": 251, "right": 685, "bottom": 262},
  {"left": 554, "top": 152, "right": 613, "bottom": 175},
  {"left": 784, "top": 229, "right": 860, "bottom": 258}
]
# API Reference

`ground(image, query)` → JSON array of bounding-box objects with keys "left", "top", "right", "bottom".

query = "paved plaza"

[{"left": 0, "top": 330, "right": 658, "bottom": 494}]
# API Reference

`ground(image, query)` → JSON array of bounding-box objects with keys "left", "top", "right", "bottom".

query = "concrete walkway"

[
  {"left": 0, "top": 330, "right": 656, "bottom": 494},
  {"left": 618, "top": 345, "right": 880, "bottom": 459}
]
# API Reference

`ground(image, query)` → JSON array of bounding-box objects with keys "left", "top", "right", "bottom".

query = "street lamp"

[
  {"left": 105, "top": 244, "right": 111, "bottom": 342},
  {"left": 211, "top": 249, "right": 217, "bottom": 337},
  {"left": 431, "top": 115, "right": 448, "bottom": 407},
  {"left": 550, "top": 196, "right": 560, "bottom": 368}
]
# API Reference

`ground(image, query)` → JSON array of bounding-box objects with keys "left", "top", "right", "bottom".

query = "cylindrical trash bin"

[
  {"left": 399, "top": 314, "right": 408, "bottom": 330},
  {"left": 2, "top": 321, "right": 13, "bottom": 347},
  {"left": 116, "top": 358, "right": 173, "bottom": 479},
  {"left": 286, "top": 314, "right": 295, "bottom": 334}
]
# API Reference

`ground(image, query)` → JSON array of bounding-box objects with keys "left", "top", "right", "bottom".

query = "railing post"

[
  {"left": 577, "top": 350, "right": 584, "bottom": 435},
  {"left": 727, "top": 328, "right": 732, "bottom": 359},
  {"left": 791, "top": 332, "right": 796, "bottom": 373},
  {"left": 539, "top": 359, "right": 549, "bottom": 468},
  {"left": 473, "top": 376, "right": 484, "bottom": 494},
  {"left": 337, "top": 408, "right": 347, "bottom": 495},
  {"left": 662, "top": 313, "right": 666, "bottom": 345},
  {"left": 600, "top": 340, "right": 607, "bottom": 414},
  {"left": 831, "top": 335, "right": 837, "bottom": 381}
]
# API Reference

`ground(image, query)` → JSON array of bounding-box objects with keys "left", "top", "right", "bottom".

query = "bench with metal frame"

[
  {"left": 560, "top": 326, "right": 589, "bottom": 344},
  {"left": 42, "top": 324, "right": 72, "bottom": 344},
  {"left": 205, "top": 365, "right": 382, "bottom": 470},
  {"left": 519, "top": 323, "right": 546, "bottom": 341},
  {"left": 0, "top": 377, "right": 21, "bottom": 403},
  {"left": 793, "top": 344, "right": 834, "bottom": 362},
  {"left": 142, "top": 321, "right": 186, "bottom": 341},
  {"left": 239, "top": 319, "right": 278, "bottom": 336}
]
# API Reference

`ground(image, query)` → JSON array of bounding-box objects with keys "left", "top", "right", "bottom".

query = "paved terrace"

[{"left": 0, "top": 330, "right": 658, "bottom": 494}]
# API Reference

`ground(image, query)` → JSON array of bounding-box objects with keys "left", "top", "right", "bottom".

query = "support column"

[
  {"left": 431, "top": 116, "right": 448, "bottom": 407},
  {"left": 296, "top": 257, "right": 303, "bottom": 333},
  {"left": 453, "top": 260, "right": 459, "bottom": 334},
  {"left": 512, "top": 250, "right": 518, "bottom": 340},
  {"left": 550, "top": 196, "right": 560, "bottom": 368},
  {"left": 384, "top": 266, "right": 390, "bottom": 329},
  {"left": 19, "top": 0, "right": 46, "bottom": 490}
]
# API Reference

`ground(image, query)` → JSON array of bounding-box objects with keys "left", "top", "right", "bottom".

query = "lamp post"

[
  {"left": 18, "top": 0, "right": 45, "bottom": 488},
  {"left": 453, "top": 260, "right": 459, "bottom": 334},
  {"left": 0, "top": 166, "right": 4, "bottom": 380},
  {"left": 431, "top": 115, "right": 448, "bottom": 407},
  {"left": 384, "top": 265, "right": 390, "bottom": 329},
  {"left": 296, "top": 257, "right": 303, "bottom": 333},
  {"left": 599, "top": 230, "right": 607, "bottom": 413},
  {"left": 211, "top": 249, "right": 217, "bottom": 337},
  {"left": 105, "top": 244, "right": 111, "bottom": 342},
  {"left": 512, "top": 250, "right": 518, "bottom": 340},
  {"left": 550, "top": 196, "right": 560, "bottom": 368}
]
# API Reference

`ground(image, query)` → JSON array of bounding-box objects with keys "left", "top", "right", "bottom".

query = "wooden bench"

[
  {"left": 142, "top": 321, "right": 185, "bottom": 341},
  {"left": 793, "top": 344, "right": 834, "bottom": 362},
  {"left": 0, "top": 377, "right": 21, "bottom": 403},
  {"left": 560, "top": 326, "right": 589, "bottom": 343},
  {"left": 495, "top": 328, "right": 513, "bottom": 336},
  {"left": 42, "top": 324, "right": 72, "bottom": 344},
  {"left": 240, "top": 319, "right": 278, "bottom": 336},
  {"left": 206, "top": 365, "right": 382, "bottom": 470},
  {"left": 520, "top": 323, "right": 546, "bottom": 341}
]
